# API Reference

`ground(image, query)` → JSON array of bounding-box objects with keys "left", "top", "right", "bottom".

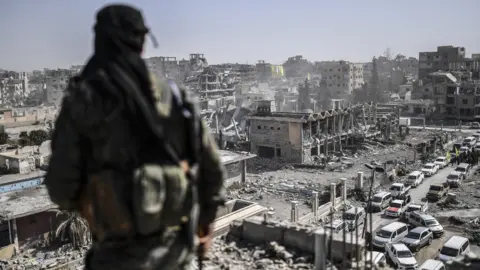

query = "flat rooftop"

[
  {"left": 0, "top": 185, "right": 55, "bottom": 220},
  {"left": 0, "top": 170, "right": 46, "bottom": 186},
  {"left": 219, "top": 150, "right": 256, "bottom": 165}
]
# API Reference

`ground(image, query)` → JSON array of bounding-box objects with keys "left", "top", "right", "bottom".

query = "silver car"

[{"left": 401, "top": 226, "right": 433, "bottom": 251}]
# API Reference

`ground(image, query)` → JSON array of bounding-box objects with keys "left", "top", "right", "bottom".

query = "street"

[
  {"left": 410, "top": 126, "right": 480, "bottom": 133},
  {"left": 364, "top": 165, "right": 463, "bottom": 264}
]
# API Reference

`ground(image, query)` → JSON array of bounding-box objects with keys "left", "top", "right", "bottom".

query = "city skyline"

[{"left": 1, "top": 0, "right": 480, "bottom": 71}]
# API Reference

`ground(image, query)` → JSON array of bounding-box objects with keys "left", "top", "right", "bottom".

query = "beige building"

[
  {"left": 419, "top": 46, "right": 466, "bottom": 80},
  {"left": 315, "top": 61, "right": 364, "bottom": 96}
]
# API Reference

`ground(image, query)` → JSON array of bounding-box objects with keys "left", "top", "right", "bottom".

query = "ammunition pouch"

[
  {"left": 80, "top": 170, "right": 133, "bottom": 243},
  {"left": 132, "top": 163, "right": 190, "bottom": 236}
]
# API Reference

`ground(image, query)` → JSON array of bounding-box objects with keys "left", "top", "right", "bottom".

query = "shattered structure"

[{"left": 247, "top": 100, "right": 399, "bottom": 163}]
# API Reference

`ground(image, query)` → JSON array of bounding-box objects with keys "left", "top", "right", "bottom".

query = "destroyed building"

[{"left": 247, "top": 100, "right": 397, "bottom": 163}]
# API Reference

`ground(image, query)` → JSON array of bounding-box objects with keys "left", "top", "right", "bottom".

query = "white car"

[
  {"left": 406, "top": 171, "right": 424, "bottom": 187},
  {"left": 421, "top": 163, "right": 439, "bottom": 176},
  {"left": 385, "top": 243, "right": 418, "bottom": 270},
  {"left": 418, "top": 259, "right": 445, "bottom": 270},
  {"left": 385, "top": 199, "right": 407, "bottom": 218},
  {"left": 433, "top": 157, "right": 448, "bottom": 169}
]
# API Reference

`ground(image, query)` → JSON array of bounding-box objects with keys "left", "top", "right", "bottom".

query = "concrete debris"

[
  {"left": 0, "top": 244, "right": 87, "bottom": 270},
  {"left": 203, "top": 236, "right": 314, "bottom": 270}
]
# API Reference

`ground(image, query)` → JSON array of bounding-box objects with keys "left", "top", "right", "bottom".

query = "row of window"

[
  {"left": 257, "top": 125, "right": 281, "bottom": 131},
  {"left": 322, "top": 68, "right": 364, "bottom": 72},
  {"left": 328, "top": 83, "right": 362, "bottom": 88},
  {"left": 325, "top": 75, "right": 363, "bottom": 80}
]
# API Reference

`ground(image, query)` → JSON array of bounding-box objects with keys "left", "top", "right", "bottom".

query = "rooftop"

[
  {"left": 0, "top": 185, "right": 55, "bottom": 220},
  {"left": 0, "top": 170, "right": 46, "bottom": 186}
]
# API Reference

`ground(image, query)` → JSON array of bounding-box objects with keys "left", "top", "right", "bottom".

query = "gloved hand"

[{"left": 198, "top": 223, "right": 213, "bottom": 257}]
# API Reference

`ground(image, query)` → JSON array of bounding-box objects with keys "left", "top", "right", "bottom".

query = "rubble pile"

[
  {"left": 0, "top": 244, "right": 87, "bottom": 270},
  {"left": 205, "top": 236, "right": 314, "bottom": 270},
  {"left": 236, "top": 137, "right": 426, "bottom": 220}
]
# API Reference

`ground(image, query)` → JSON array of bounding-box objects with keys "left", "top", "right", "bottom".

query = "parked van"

[
  {"left": 407, "top": 211, "right": 444, "bottom": 237},
  {"left": 370, "top": 192, "right": 392, "bottom": 212},
  {"left": 324, "top": 219, "right": 346, "bottom": 234},
  {"left": 438, "top": 236, "right": 470, "bottom": 262},
  {"left": 343, "top": 207, "right": 366, "bottom": 231},
  {"left": 406, "top": 171, "right": 424, "bottom": 187},
  {"left": 373, "top": 222, "right": 408, "bottom": 249},
  {"left": 455, "top": 163, "right": 470, "bottom": 179},
  {"left": 462, "top": 136, "right": 476, "bottom": 147},
  {"left": 419, "top": 259, "right": 445, "bottom": 270},
  {"left": 446, "top": 171, "right": 462, "bottom": 187}
]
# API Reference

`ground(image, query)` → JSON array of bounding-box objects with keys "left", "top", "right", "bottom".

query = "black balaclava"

[{"left": 81, "top": 4, "right": 155, "bottom": 108}]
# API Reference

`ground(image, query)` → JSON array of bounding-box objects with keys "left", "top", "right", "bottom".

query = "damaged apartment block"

[{"left": 248, "top": 100, "right": 399, "bottom": 163}]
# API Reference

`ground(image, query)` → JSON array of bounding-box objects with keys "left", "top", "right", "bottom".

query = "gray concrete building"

[{"left": 419, "top": 46, "right": 466, "bottom": 80}]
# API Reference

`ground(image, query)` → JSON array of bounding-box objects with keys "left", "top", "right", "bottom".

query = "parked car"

[
  {"left": 459, "top": 146, "right": 470, "bottom": 154},
  {"left": 385, "top": 199, "right": 409, "bottom": 218},
  {"left": 408, "top": 211, "right": 444, "bottom": 238},
  {"left": 324, "top": 219, "right": 346, "bottom": 234},
  {"left": 446, "top": 171, "right": 462, "bottom": 187},
  {"left": 434, "top": 157, "right": 448, "bottom": 169},
  {"left": 426, "top": 183, "right": 449, "bottom": 201},
  {"left": 400, "top": 202, "right": 428, "bottom": 221},
  {"left": 351, "top": 251, "right": 387, "bottom": 269},
  {"left": 469, "top": 122, "right": 480, "bottom": 129},
  {"left": 418, "top": 259, "right": 445, "bottom": 270},
  {"left": 462, "top": 136, "right": 477, "bottom": 147},
  {"left": 385, "top": 243, "right": 418, "bottom": 270},
  {"left": 406, "top": 171, "right": 424, "bottom": 187},
  {"left": 421, "top": 163, "right": 439, "bottom": 177},
  {"left": 401, "top": 226, "right": 433, "bottom": 251},
  {"left": 438, "top": 236, "right": 470, "bottom": 262},
  {"left": 373, "top": 222, "right": 409, "bottom": 249},
  {"left": 475, "top": 143, "right": 480, "bottom": 153},
  {"left": 472, "top": 133, "right": 480, "bottom": 140},
  {"left": 455, "top": 163, "right": 470, "bottom": 179},
  {"left": 370, "top": 192, "right": 393, "bottom": 212},
  {"left": 390, "top": 183, "right": 411, "bottom": 198},
  {"left": 342, "top": 207, "right": 366, "bottom": 231}
]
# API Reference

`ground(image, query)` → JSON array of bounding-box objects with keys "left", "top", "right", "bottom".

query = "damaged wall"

[{"left": 250, "top": 119, "right": 303, "bottom": 163}]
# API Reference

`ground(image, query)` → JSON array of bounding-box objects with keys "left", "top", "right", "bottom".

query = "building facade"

[
  {"left": 419, "top": 46, "right": 466, "bottom": 80},
  {"left": 45, "top": 69, "right": 78, "bottom": 107},
  {"left": 315, "top": 61, "right": 364, "bottom": 96},
  {"left": 283, "top": 55, "right": 313, "bottom": 78}
]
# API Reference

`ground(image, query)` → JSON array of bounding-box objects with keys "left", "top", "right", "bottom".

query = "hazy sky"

[{"left": 1, "top": 0, "right": 480, "bottom": 71}]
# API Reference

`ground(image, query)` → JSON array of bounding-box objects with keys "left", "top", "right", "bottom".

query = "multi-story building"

[
  {"left": 45, "top": 69, "right": 77, "bottom": 107},
  {"left": 419, "top": 46, "right": 466, "bottom": 80},
  {"left": 0, "top": 72, "right": 29, "bottom": 106},
  {"left": 414, "top": 70, "right": 480, "bottom": 121},
  {"left": 145, "top": 56, "right": 180, "bottom": 80},
  {"left": 315, "top": 61, "right": 364, "bottom": 96},
  {"left": 413, "top": 72, "right": 458, "bottom": 114},
  {"left": 449, "top": 57, "right": 480, "bottom": 79},
  {"left": 446, "top": 81, "right": 480, "bottom": 121},
  {"left": 255, "top": 60, "right": 272, "bottom": 82},
  {"left": 283, "top": 55, "right": 313, "bottom": 78}
]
